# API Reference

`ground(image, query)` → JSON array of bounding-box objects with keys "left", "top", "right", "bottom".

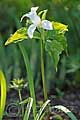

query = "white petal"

[
  {"left": 21, "top": 13, "right": 28, "bottom": 22},
  {"left": 27, "top": 12, "right": 41, "bottom": 25},
  {"left": 42, "top": 20, "right": 53, "bottom": 30},
  {"left": 28, "top": 24, "right": 36, "bottom": 38},
  {"left": 31, "top": 7, "right": 39, "bottom": 13},
  {"left": 21, "top": 7, "right": 41, "bottom": 25}
]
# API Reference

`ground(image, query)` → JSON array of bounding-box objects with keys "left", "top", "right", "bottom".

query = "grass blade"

[
  {"left": 23, "top": 98, "right": 33, "bottom": 120},
  {"left": 0, "top": 70, "right": 7, "bottom": 120},
  {"left": 36, "top": 100, "right": 50, "bottom": 120},
  {"left": 20, "top": 97, "right": 33, "bottom": 120},
  {"left": 51, "top": 105, "right": 78, "bottom": 120}
]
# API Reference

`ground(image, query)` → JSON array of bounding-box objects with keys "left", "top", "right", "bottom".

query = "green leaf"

[
  {"left": 45, "top": 34, "right": 67, "bottom": 70},
  {"left": 0, "top": 70, "right": 7, "bottom": 120},
  {"left": 52, "top": 21, "right": 68, "bottom": 34},
  {"left": 45, "top": 40, "right": 62, "bottom": 70},
  {"left": 54, "top": 34, "right": 67, "bottom": 51},
  {"left": 5, "top": 27, "right": 27, "bottom": 45},
  {"left": 51, "top": 105, "right": 78, "bottom": 120}
]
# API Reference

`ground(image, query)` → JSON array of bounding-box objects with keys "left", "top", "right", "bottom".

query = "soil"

[
  {"left": 49, "top": 88, "right": 80, "bottom": 120},
  {"left": 3, "top": 88, "right": 80, "bottom": 120}
]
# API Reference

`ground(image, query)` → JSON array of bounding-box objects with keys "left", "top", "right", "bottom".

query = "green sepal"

[{"left": 38, "top": 9, "right": 48, "bottom": 20}]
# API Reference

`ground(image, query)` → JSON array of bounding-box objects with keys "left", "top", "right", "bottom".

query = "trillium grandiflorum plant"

[
  {"left": 20, "top": 7, "right": 54, "bottom": 101},
  {"left": 5, "top": 6, "right": 68, "bottom": 119}
]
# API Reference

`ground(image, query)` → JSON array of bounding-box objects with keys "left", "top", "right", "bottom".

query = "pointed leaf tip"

[
  {"left": 5, "top": 27, "right": 27, "bottom": 45},
  {"left": 52, "top": 21, "right": 68, "bottom": 33}
]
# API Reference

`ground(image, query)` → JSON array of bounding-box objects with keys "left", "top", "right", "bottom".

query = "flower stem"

[
  {"left": 18, "top": 89, "right": 24, "bottom": 116},
  {"left": 40, "top": 32, "right": 48, "bottom": 101}
]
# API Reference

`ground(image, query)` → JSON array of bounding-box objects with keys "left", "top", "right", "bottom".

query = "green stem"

[
  {"left": 18, "top": 89, "right": 24, "bottom": 116},
  {"left": 18, "top": 90, "right": 22, "bottom": 101},
  {"left": 40, "top": 32, "right": 48, "bottom": 101},
  {"left": 18, "top": 43, "right": 36, "bottom": 120}
]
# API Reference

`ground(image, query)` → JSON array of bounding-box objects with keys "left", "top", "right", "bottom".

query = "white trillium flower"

[{"left": 21, "top": 7, "right": 53, "bottom": 38}]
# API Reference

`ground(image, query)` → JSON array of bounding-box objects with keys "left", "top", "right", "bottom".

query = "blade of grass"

[
  {"left": 36, "top": 100, "right": 50, "bottom": 120},
  {"left": 19, "top": 97, "right": 33, "bottom": 120},
  {"left": 0, "top": 70, "right": 7, "bottom": 120},
  {"left": 18, "top": 43, "right": 36, "bottom": 120},
  {"left": 51, "top": 105, "right": 78, "bottom": 120}
]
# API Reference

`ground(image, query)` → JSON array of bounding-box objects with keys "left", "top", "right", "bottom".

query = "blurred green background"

[{"left": 0, "top": 0, "right": 80, "bottom": 93}]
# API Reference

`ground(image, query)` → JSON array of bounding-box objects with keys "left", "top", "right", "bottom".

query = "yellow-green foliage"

[{"left": 0, "top": 70, "right": 7, "bottom": 120}]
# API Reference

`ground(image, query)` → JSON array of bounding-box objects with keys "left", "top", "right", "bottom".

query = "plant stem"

[
  {"left": 40, "top": 32, "right": 48, "bottom": 100},
  {"left": 18, "top": 43, "right": 36, "bottom": 120},
  {"left": 18, "top": 89, "right": 24, "bottom": 116}
]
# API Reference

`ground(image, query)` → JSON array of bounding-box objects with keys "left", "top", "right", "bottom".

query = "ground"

[{"left": 3, "top": 88, "right": 80, "bottom": 120}]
